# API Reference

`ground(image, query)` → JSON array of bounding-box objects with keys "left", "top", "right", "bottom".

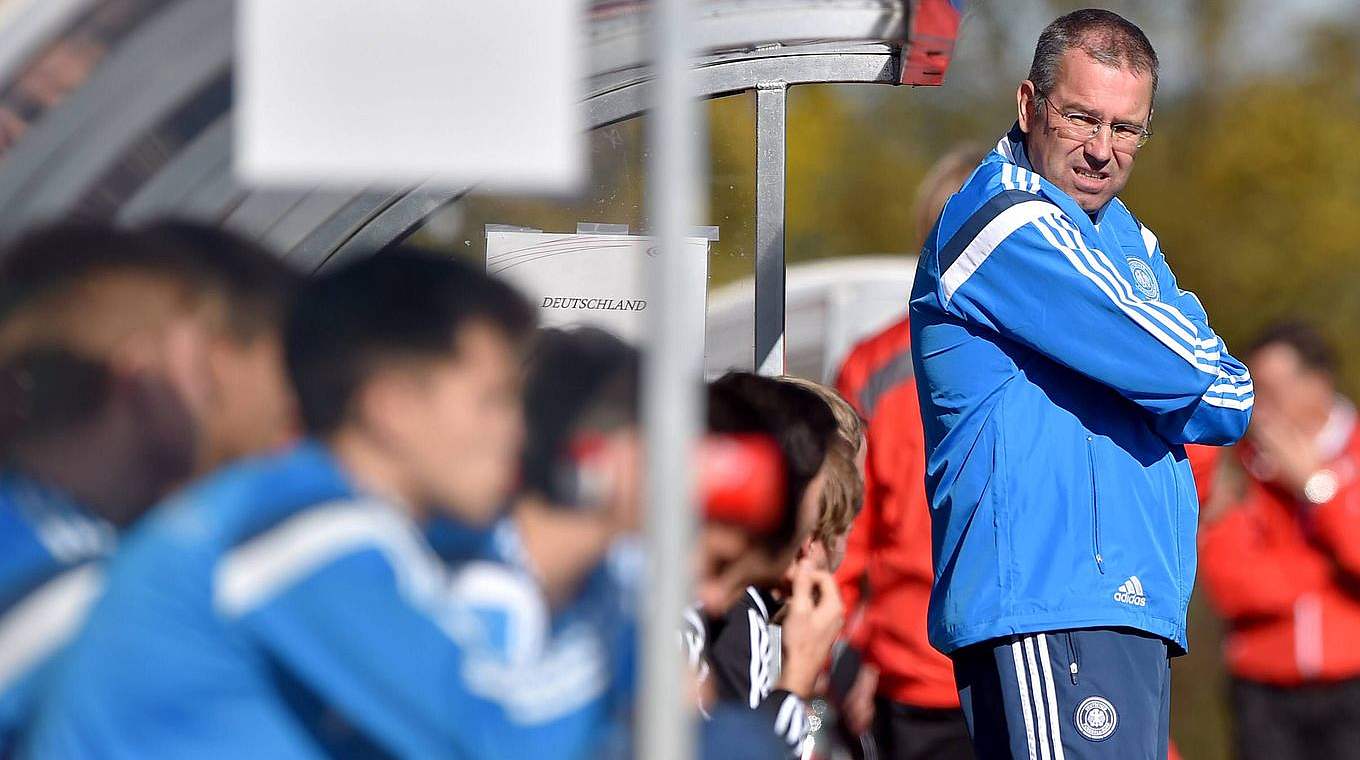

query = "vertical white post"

[
  {"left": 639, "top": 0, "right": 703, "bottom": 757},
  {"left": 754, "top": 82, "right": 787, "bottom": 376}
]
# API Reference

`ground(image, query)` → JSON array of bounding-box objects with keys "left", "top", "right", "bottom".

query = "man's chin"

[{"left": 1061, "top": 184, "right": 1110, "bottom": 214}]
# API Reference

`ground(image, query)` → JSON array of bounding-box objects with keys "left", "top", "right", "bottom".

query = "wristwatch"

[{"left": 1303, "top": 468, "right": 1340, "bottom": 505}]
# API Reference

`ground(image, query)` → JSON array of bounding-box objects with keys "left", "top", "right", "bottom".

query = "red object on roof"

[{"left": 900, "top": 0, "right": 964, "bottom": 86}]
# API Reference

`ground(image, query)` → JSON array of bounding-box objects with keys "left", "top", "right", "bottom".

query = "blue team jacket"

[
  {"left": 0, "top": 473, "right": 113, "bottom": 754},
  {"left": 909, "top": 126, "right": 1254, "bottom": 655},
  {"left": 24, "top": 442, "right": 632, "bottom": 759}
]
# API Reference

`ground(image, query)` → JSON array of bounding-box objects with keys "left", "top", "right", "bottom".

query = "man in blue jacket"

[
  {"left": 26, "top": 250, "right": 629, "bottom": 759},
  {"left": 0, "top": 223, "right": 300, "bottom": 753},
  {"left": 909, "top": 9, "right": 1253, "bottom": 759}
]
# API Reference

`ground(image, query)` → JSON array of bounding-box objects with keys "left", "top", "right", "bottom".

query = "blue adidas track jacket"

[
  {"left": 0, "top": 473, "right": 113, "bottom": 754},
  {"left": 24, "top": 443, "right": 632, "bottom": 759},
  {"left": 909, "top": 126, "right": 1253, "bottom": 656}
]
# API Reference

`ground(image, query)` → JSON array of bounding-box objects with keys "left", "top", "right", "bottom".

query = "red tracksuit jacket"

[
  {"left": 834, "top": 318, "right": 959, "bottom": 709},
  {"left": 1198, "top": 400, "right": 1360, "bottom": 685}
]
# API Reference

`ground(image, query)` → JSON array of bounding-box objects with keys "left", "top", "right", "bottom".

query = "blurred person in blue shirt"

[
  {"left": 0, "top": 222, "right": 300, "bottom": 753},
  {"left": 26, "top": 249, "right": 629, "bottom": 759}
]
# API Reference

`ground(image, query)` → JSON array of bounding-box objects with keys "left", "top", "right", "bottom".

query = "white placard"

[
  {"left": 486, "top": 231, "right": 710, "bottom": 344},
  {"left": 236, "top": 0, "right": 584, "bottom": 192}
]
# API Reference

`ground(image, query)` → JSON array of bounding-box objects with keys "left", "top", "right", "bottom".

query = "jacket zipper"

[
  {"left": 1169, "top": 459, "right": 1184, "bottom": 607},
  {"left": 1065, "top": 632, "right": 1080, "bottom": 685},
  {"left": 1087, "top": 436, "right": 1104, "bottom": 574}
]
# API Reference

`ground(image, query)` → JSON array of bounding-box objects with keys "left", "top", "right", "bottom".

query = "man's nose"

[{"left": 1084, "top": 127, "right": 1114, "bottom": 163}]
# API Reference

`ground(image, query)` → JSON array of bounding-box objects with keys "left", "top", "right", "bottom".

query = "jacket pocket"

[
  {"left": 1064, "top": 631, "right": 1081, "bottom": 685},
  {"left": 1087, "top": 436, "right": 1105, "bottom": 574}
]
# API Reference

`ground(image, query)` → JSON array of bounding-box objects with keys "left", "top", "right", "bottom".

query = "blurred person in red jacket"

[
  {"left": 833, "top": 145, "right": 983, "bottom": 760},
  {"left": 1199, "top": 321, "right": 1360, "bottom": 760}
]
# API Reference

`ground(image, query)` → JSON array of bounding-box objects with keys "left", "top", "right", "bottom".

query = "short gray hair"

[{"left": 1028, "top": 9, "right": 1159, "bottom": 103}]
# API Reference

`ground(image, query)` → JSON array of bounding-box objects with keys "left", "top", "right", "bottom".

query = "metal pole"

[
  {"left": 754, "top": 82, "right": 787, "bottom": 376},
  {"left": 640, "top": 0, "right": 703, "bottom": 756}
]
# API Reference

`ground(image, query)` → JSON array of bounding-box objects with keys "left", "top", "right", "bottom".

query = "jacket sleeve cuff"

[{"left": 757, "top": 689, "right": 808, "bottom": 751}]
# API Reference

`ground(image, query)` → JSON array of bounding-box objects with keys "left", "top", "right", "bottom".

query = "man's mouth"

[{"left": 1071, "top": 166, "right": 1109, "bottom": 191}]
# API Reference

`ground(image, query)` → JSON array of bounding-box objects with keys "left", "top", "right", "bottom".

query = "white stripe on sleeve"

[
  {"left": 1051, "top": 217, "right": 1219, "bottom": 355},
  {"left": 774, "top": 693, "right": 797, "bottom": 737},
  {"left": 1203, "top": 395, "right": 1254, "bottom": 411},
  {"left": 788, "top": 700, "right": 806, "bottom": 745},
  {"left": 747, "top": 608, "right": 766, "bottom": 708},
  {"left": 215, "top": 501, "right": 606, "bottom": 725},
  {"left": 216, "top": 501, "right": 460, "bottom": 616},
  {"left": 1206, "top": 382, "right": 1255, "bottom": 397},
  {"left": 1140, "top": 225, "right": 1159, "bottom": 258},
  {"left": 0, "top": 563, "right": 102, "bottom": 689},
  {"left": 1033, "top": 217, "right": 1218, "bottom": 375},
  {"left": 941, "top": 200, "right": 1059, "bottom": 304}
]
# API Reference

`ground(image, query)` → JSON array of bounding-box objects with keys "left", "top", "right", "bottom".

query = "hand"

[
  {"left": 1250, "top": 412, "right": 1321, "bottom": 497},
  {"left": 1201, "top": 446, "right": 1248, "bottom": 524},
  {"left": 842, "top": 663, "right": 878, "bottom": 735},
  {"left": 776, "top": 559, "right": 844, "bottom": 699}
]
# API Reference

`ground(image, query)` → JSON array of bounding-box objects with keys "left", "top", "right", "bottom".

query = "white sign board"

[
  {"left": 487, "top": 231, "right": 710, "bottom": 344},
  {"left": 236, "top": 0, "right": 584, "bottom": 192}
]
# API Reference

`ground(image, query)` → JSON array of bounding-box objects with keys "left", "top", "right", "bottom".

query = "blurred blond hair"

[
  {"left": 779, "top": 376, "right": 863, "bottom": 567},
  {"left": 912, "top": 143, "right": 989, "bottom": 248}
]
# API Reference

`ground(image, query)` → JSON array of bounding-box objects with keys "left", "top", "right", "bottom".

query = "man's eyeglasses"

[{"left": 1038, "top": 96, "right": 1152, "bottom": 150}]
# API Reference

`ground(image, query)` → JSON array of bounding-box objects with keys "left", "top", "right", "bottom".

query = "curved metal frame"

[
  {"left": 0, "top": 0, "right": 904, "bottom": 257},
  {"left": 106, "top": 41, "right": 898, "bottom": 274},
  {"left": 303, "top": 43, "right": 898, "bottom": 271},
  {"left": 0, "top": 0, "right": 231, "bottom": 230}
]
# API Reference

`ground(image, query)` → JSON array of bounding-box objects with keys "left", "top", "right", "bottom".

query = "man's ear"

[
  {"left": 353, "top": 371, "right": 408, "bottom": 445},
  {"left": 356, "top": 365, "right": 438, "bottom": 451},
  {"left": 1017, "top": 80, "right": 1038, "bottom": 134}
]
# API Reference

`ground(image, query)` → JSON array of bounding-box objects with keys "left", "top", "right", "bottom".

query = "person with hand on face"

[
  {"left": 0, "top": 222, "right": 298, "bottom": 753},
  {"left": 692, "top": 373, "right": 846, "bottom": 757},
  {"left": 694, "top": 374, "right": 832, "bottom": 621},
  {"left": 910, "top": 9, "right": 1253, "bottom": 759},
  {"left": 1199, "top": 322, "right": 1360, "bottom": 760},
  {"left": 24, "top": 250, "right": 622, "bottom": 760}
]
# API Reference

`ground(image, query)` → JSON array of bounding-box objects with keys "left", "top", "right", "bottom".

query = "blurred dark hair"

[
  {"left": 520, "top": 327, "right": 639, "bottom": 503},
  {"left": 285, "top": 247, "right": 535, "bottom": 437},
  {"left": 0, "top": 348, "right": 110, "bottom": 462},
  {"left": 707, "top": 372, "right": 836, "bottom": 553},
  {"left": 0, "top": 221, "right": 299, "bottom": 462},
  {"left": 0, "top": 220, "right": 301, "bottom": 341},
  {"left": 1248, "top": 321, "right": 1337, "bottom": 376},
  {"left": 142, "top": 221, "right": 303, "bottom": 340}
]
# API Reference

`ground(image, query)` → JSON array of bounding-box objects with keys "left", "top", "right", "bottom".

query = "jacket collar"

[
  {"left": 0, "top": 470, "right": 115, "bottom": 563},
  {"left": 994, "top": 122, "right": 1115, "bottom": 225},
  {"left": 994, "top": 123, "right": 1035, "bottom": 172}
]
